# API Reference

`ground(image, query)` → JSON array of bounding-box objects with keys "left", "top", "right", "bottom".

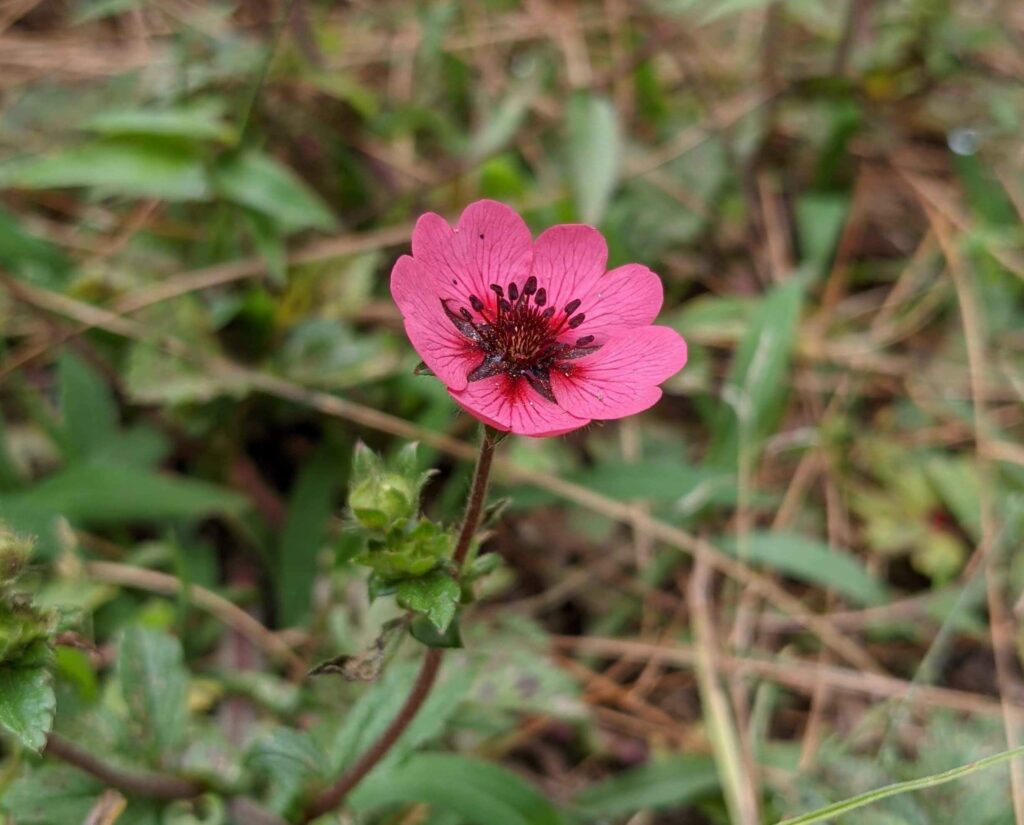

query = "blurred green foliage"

[{"left": 0, "top": 0, "right": 1023, "bottom": 823}]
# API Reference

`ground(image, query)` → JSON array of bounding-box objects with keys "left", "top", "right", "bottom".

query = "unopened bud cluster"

[{"left": 348, "top": 443, "right": 450, "bottom": 582}]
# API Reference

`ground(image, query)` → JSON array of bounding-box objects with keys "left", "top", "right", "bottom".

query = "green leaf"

[
  {"left": 469, "top": 84, "right": 536, "bottom": 160},
  {"left": 117, "top": 627, "right": 188, "bottom": 758},
  {"left": 777, "top": 745, "right": 1024, "bottom": 825},
  {"left": 0, "top": 139, "right": 210, "bottom": 201},
  {"left": 242, "top": 207, "right": 287, "bottom": 285},
  {"left": 0, "top": 205, "right": 73, "bottom": 287},
  {"left": 0, "top": 657, "right": 55, "bottom": 751},
  {"left": 327, "top": 659, "right": 474, "bottom": 775},
  {"left": 351, "top": 753, "right": 565, "bottom": 825},
  {"left": 59, "top": 353, "right": 118, "bottom": 460},
  {"left": 0, "top": 461, "right": 246, "bottom": 526},
  {"left": 795, "top": 193, "right": 848, "bottom": 278},
  {"left": 212, "top": 150, "right": 334, "bottom": 234},
  {"left": 83, "top": 105, "right": 235, "bottom": 143},
  {"left": 666, "top": 294, "right": 755, "bottom": 343},
  {"left": 708, "top": 277, "right": 804, "bottom": 466},
  {"left": 724, "top": 532, "right": 888, "bottom": 606},
  {"left": 410, "top": 613, "right": 463, "bottom": 649},
  {"left": 0, "top": 764, "right": 100, "bottom": 824},
  {"left": 572, "top": 755, "right": 719, "bottom": 818},
  {"left": 924, "top": 456, "right": 982, "bottom": 541},
  {"left": 247, "top": 728, "right": 327, "bottom": 814},
  {"left": 566, "top": 92, "right": 620, "bottom": 224},
  {"left": 125, "top": 344, "right": 253, "bottom": 405},
  {"left": 397, "top": 571, "right": 460, "bottom": 632},
  {"left": 276, "top": 447, "right": 339, "bottom": 627}
]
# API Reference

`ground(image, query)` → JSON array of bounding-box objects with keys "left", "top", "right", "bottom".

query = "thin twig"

[
  {"left": 552, "top": 636, "right": 1023, "bottom": 721},
  {"left": 0, "top": 223, "right": 413, "bottom": 381},
  {"left": 83, "top": 559, "right": 307, "bottom": 680}
]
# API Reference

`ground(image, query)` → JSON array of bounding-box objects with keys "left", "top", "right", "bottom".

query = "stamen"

[
  {"left": 441, "top": 280, "right": 603, "bottom": 404},
  {"left": 524, "top": 369, "right": 556, "bottom": 403},
  {"left": 468, "top": 354, "right": 504, "bottom": 382},
  {"left": 441, "top": 299, "right": 482, "bottom": 342}
]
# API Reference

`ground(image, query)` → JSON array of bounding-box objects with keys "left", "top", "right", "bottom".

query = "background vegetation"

[{"left": 1, "top": 0, "right": 1023, "bottom": 823}]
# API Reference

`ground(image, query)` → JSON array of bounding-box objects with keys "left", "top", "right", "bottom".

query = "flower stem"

[
  {"left": 301, "top": 426, "right": 500, "bottom": 822},
  {"left": 452, "top": 426, "right": 498, "bottom": 571}
]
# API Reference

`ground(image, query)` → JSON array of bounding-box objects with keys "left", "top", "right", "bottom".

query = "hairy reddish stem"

[
  {"left": 301, "top": 427, "right": 499, "bottom": 822},
  {"left": 44, "top": 733, "right": 204, "bottom": 800}
]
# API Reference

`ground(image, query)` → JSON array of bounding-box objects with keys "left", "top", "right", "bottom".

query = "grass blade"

[{"left": 777, "top": 745, "right": 1024, "bottom": 825}]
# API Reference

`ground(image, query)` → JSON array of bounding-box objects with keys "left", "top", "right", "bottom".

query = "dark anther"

[
  {"left": 523, "top": 276, "right": 537, "bottom": 295},
  {"left": 441, "top": 299, "right": 482, "bottom": 342},
  {"left": 524, "top": 369, "right": 556, "bottom": 403},
  {"left": 468, "top": 354, "right": 504, "bottom": 382},
  {"left": 490, "top": 284, "right": 504, "bottom": 297},
  {"left": 568, "top": 313, "right": 586, "bottom": 329},
  {"left": 542, "top": 306, "right": 555, "bottom": 320},
  {"left": 508, "top": 282, "right": 519, "bottom": 302},
  {"left": 535, "top": 288, "right": 547, "bottom": 306},
  {"left": 564, "top": 298, "right": 581, "bottom": 315},
  {"left": 479, "top": 233, "right": 485, "bottom": 239},
  {"left": 576, "top": 335, "right": 594, "bottom": 346},
  {"left": 460, "top": 307, "right": 473, "bottom": 321},
  {"left": 499, "top": 299, "right": 512, "bottom": 313},
  {"left": 469, "top": 295, "right": 484, "bottom": 312}
]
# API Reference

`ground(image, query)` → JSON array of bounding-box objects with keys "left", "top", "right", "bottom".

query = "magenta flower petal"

[
  {"left": 412, "top": 200, "right": 533, "bottom": 307},
  {"left": 391, "top": 200, "right": 688, "bottom": 437},
  {"left": 530, "top": 225, "right": 608, "bottom": 318},
  {"left": 390, "top": 255, "right": 476, "bottom": 390},
  {"left": 450, "top": 375, "right": 589, "bottom": 437},
  {"left": 551, "top": 326, "right": 688, "bottom": 420},
  {"left": 570, "top": 263, "right": 664, "bottom": 340}
]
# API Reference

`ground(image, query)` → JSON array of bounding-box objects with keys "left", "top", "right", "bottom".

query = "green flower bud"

[
  {"left": 356, "top": 519, "right": 451, "bottom": 582},
  {"left": 348, "top": 442, "right": 433, "bottom": 531},
  {"left": 0, "top": 526, "right": 32, "bottom": 585}
]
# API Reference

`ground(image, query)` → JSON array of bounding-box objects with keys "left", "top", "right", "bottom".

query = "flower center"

[{"left": 441, "top": 277, "right": 599, "bottom": 403}]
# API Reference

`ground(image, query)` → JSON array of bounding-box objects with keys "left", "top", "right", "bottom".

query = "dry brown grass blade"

[
  {"left": 0, "top": 222, "right": 414, "bottom": 380},
  {"left": 689, "top": 555, "right": 762, "bottom": 825},
  {"left": 552, "top": 635, "right": 1023, "bottom": 722},
  {"left": 0, "top": 273, "right": 884, "bottom": 676},
  {"left": 84, "top": 560, "right": 307, "bottom": 680},
  {"left": 923, "top": 198, "right": 1024, "bottom": 823}
]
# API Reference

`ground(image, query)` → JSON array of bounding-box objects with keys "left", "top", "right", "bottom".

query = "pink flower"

[{"left": 391, "top": 200, "right": 687, "bottom": 437}]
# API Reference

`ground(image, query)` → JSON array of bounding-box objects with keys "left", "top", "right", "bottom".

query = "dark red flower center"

[{"left": 441, "top": 277, "right": 599, "bottom": 403}]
